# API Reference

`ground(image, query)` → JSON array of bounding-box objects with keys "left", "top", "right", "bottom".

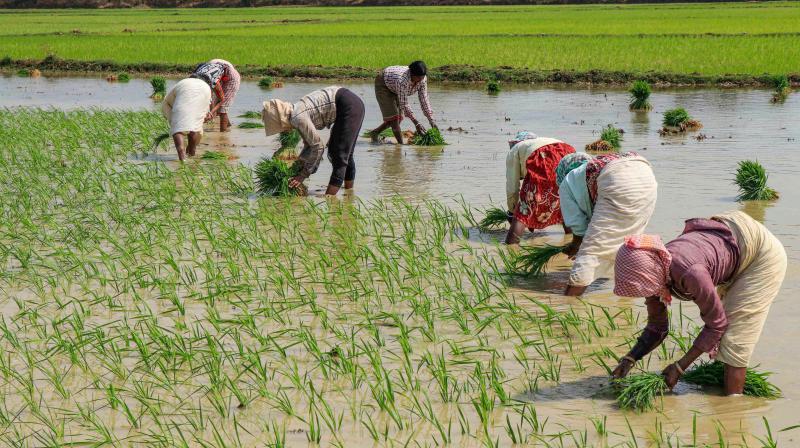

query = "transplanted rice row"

[{"left": 0, "top": 108, "right": 779, "bottom": 446}]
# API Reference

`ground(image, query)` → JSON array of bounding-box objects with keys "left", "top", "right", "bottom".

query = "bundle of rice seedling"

[
  {"left": 771, "top": 75, "right": 790, "bottom": 103},
  {"left": 278, "top": 129, "right": 300, "bottom": 149},
  {"left": 150, "top": 76, "right": 166, "bottom": 100},
  {"left": 201, "top": 150, "right": 229, "bottom": 161},
  {"left": 254, "top": 157, "right": 306, "bottom": 197},
  {"left": 513, "top": 244, "right": 567, "bottom": 277},
  {"left": 661, "top": 108, "right": 702, "bottom": 132},
  {"left": 362, "top": 128, "right": 395, "bottom": 139},
  {"left": 118, "top": 72, "right": 130, "bottom": 82},
  {"left": 412, "top": 128, "right": 447, "bottom": 146},
  {"left": 613, "top": 373, "right": 667, "bottom": 412},
  {"left": 238, "top": 122, "right": 264, "bottom": 129},
  {"left": 152, "top": 132, "right": 171, "bottom": 151},
  {"left": 682, "top": 361, "right": 780, "bottom": 398},
  {"left": 478, "top": 206, "right": 509, "bottom": 230},
  {"left": 238, "top": 111, "right": 261, "bottom": 119},
  {"left": 629, "top": 80, "right": 652, "bottom": 111},
  {"left": 600, "top": 125, "right": 622, "bottom": 149},
  {"left": 486, "top": 79, "right": 501, "bottom": 94},
  {"left": 17, "top": 69, "right": 30, "bottom": 77},
  {"left": 585, "top": 139, "right": 615, "bottom": 152},
  {"left": 734, "top": 160, "right": 779, "bottom": 201},
  {"left": 258, "top": 76, "right": 274, "bottom": 88}
]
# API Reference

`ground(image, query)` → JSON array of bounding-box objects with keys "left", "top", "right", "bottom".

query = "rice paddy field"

[
  {"left": 1, "top": 74, "right": 799, "bottom": 446},
  {"left": 2, "top": 2, "right": 800, "bottom": 80}
]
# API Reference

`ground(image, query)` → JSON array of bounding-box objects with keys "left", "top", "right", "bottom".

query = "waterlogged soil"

[{"left": 3, "top": 74, "right": 800, "bottom": 445}]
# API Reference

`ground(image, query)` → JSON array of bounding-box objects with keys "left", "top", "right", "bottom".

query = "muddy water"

[{"left": 3, "top": 74, "right": 800, "bottom": 444}]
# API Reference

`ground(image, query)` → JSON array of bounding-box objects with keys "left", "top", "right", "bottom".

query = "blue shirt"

[{"left": 558, "top": 164, "right": 592, "bottom": 236}]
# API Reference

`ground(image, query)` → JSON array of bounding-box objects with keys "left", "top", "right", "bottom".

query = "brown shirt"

[{"left": 646, "top": 218, "right": 740, "bottom": 353}]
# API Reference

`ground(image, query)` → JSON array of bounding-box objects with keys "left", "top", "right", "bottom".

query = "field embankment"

[{"left": 1, "top": 3, "right": 798, "bottom": 85}]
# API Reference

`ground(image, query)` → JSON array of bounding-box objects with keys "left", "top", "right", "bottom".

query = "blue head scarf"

[{"left": 556, "top": 152, "right": 593, "bottom": 186}]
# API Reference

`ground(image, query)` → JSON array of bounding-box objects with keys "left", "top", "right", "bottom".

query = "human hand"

[
  {"left": 506, "top": 210, "right": 514, "bottom": 224},
  {"left": 415, "top": 123, "right": 427, "bottom": 134},
  {"left": 205, "top": 112, "right": 214, "bottom": 122},
  {"left": 430, "top": 121, "right": 439, "bottom": 131},
  {"left": 562, "top": 241, "right": 580, "bottom": 258},
  {"left": 288, "top": 175, "right": 306, "bottom": 189},
  {"left": 612, "top": 357, "right": 635, "bottom": 379},
  {"left": 661, "top": 363, "right": 683, "bottom": 390}
]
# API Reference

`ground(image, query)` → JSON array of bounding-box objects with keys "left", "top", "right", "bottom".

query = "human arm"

[
  {"left": 206, "top": 82, "right": 226, "bottom": 121},
  {"left": 289, "top": 115, "right": 325, "bottom": 184},
  {"left": 505, "top": 147, "right": 522, "bottom": 212},
  {"left": 612, "top": 296, "right": 670, "bottom": 378},
  {"left": 417, "top": 78, "right": 436, "bottom": 128}
]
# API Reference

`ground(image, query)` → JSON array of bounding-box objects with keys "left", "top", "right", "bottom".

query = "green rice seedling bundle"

[
  {"left": 254, "top": 157, "right": 306, "bottom": 196},
  {"left": 771, "top": 75, "right": 790, "bottom": 103},
  {"left": 661, "top": 107, "right": 702, "bottom": 133},
  {"left": 258, "top": 76, "right": 274, "bottom": 88},
  {"left": 238, "top": 110, "right": 262, "bottom": 119},
  {"left": 513, "top": 244, "right": 567, "bottom": 276},
  {"left": 734, "top": 160, "right": 779, "bottom": 201},
  {"left": 117, "top": 72, "right": 130, "bottom": 82},
  {"left": 239, "top": 121, "right": 264, "bottom": 129},
  {"left": 17, "top": 68, "right": 29, "bottom": 77},
  {"left": 478, "top": 206, "right": 509, "bottom": 230},
  {"left": 585, "top": 140, "right": 615, "bottom": 152},
  {"left": 486, "top": 79, "right": 501, "bottom": 94},
  {"left": 150, "top": 76, "right": 166, "bottom": 99},
  {"left": 152, "top": 132, "right": 171, "bottom": 151},
  {"left": 600, "top": 125, "right": 622, "bottom": 148},
  {"left": 278, "top": 129, "right": 300, "bottom": 149},
  {"left": 629, "top": 80, "right": 652, "bottom": 111},
  {"left": 201, "top": 150, "right": 229, "bottom": 161},
  {"left": 412, "top": 128, "right": 447, "bottom": 146},
  {"left": 362, "top": 128, "right": 394, "bottom": 139},
  {"left": 613, "top": 373, "right": 667, "bottom": 412},
  {"left": 682, "top": 361, "right": 780, "bottom": 398}
]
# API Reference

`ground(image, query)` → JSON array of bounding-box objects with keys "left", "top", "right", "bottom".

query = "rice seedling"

[
  {"left": 771, "top": 74, "right": 791, "bottom": 103},
  {"left": 150, "top": 76, "right": 166, "bottom": 100},
  {"left": 238, "top": 121, "right": 264, "bottom": 129},
  {"left": 734, "top": 160, "right": 779, "bottom": 201},
  {"left": 613, "top": 372, "right": 667, "bottom": 412},
  {"left": 201, "top": 150, "right": 229, "bottom": 161},
  {"left": 16, "top": 68, "right": 29, "bottom": 77},
  {"left": 486, "top": 79, "right": 501, "bottom": 94},
  {"left": 237, "top": 110, "right": 262, "bottom": 119},
  {"left": 151, "top": 132, "right": 171, "bottom": 151},
  {"left": 411, "top": 128, "right": 447, "bottom": 146},
  {"left": 513, "top": 244, "right": 567, "bottom": 276},
  {"left": 253, "top": 157, "right": 305, "bottom": 196},
  {"left": 258, "top": 76, "right": 274, "bottom": 88},
  {"left": 682, "top": 361, "right": 781, "bottom": 398},
  {"left": 362, "top": 128, "right": 394, "bottom": 139},
  {"left": 118, "top": 72, "right": 130, "bottom": 82},
  {"left": 585, "top": 139, "right": 615, "bottom": 152},
  {"left": 661, "top": 107, "right": 702, "bottom": 133},
  {"left": 629, "top": 80, "right": 652, "bottom": 111},
  {"left": 478, "top": 206, "right": 509, "bottom": 230},
  {"left": 278, "top": 129, "right": 300, "bottom": 149},
  {"left": 587, "top": 124, "right": 623, "bottom": 152}
]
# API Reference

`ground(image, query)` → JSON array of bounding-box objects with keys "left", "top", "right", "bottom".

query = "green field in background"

[{"left": 1, "top": 2, "right": 798, "bottom": 76}]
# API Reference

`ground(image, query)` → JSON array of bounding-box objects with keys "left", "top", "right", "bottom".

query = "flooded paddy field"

[{"left": 1, "top": 75, "right": 799, "bottom": 446}]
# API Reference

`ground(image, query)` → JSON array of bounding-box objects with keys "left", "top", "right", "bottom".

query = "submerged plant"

[
  {"left": 118, "top": 72, "right": 130, "bottom": 82},
  {"left": 238, "top": 122, "right": 264, "bottom": 129},
  {"left": 682, "top": 361, "right": 780, "bottom": 398},
  {"left": 614, "top": 373, "right": 667, "bottom": 412},
  {"left": 734, "top": 160, "right": 779, "bottom": 201},
  {"left": 258, "top": 76, "right": 275, "bottom": 88},
  {"left": 513, "top": 244, "right": 567, "bottom": 277},
  {"left": 238, "top": 110, "right": 262, "bottom": 119},
  {"left": 771, "top": 75, "right": 790, "bottom": 103},
  {"left": 478, "top": 207, "right": 509, "bottom": 230},
  {"left": 150, "top": 76, "right": 166, "bottom": 99},
  {"left": 254, "top": 157, "right": 305, "bottom": 196},
  {"left": 661, "top": 107, "right": 702, "bottom": 133},
  {"left": 629, "top": 80, "right": 652, "bottom": 111},
  {"left": 486, "top": 79, "right": 501, "bottom": 94},
  {"left": 412, "top": 128, "right": 446, "bottom": 146}
]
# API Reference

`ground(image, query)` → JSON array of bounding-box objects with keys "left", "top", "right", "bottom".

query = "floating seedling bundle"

[
  {"left": 118, "top": 72, "right": 130, "bottom": 82},
  {"left": 513, "top": 244, "right": 567, "bottom": 276},
  {"left": 771, "top": 75, "right": 791, "bottom": 103},
  {"left": 254, "top": 157, "right": 306, "bottom": 196},
  {"left": 412, "top": 128, "right": 447, "bottom": 146},
  {"left": 201, "top": 150, "right": 230, "bottom": 161},
  {"left": 586, "top": 125, "right": 622, "bottom": 152},
  {"left": 258, "top": 76, "right": 274, "bottom": 88},
  {"left": 486, "top": 79, "right": 501, "bottom": 94},
  {"left": 150, "top": 76, "right": 166, "bottom": 100},
  {"left": 152, "top": 132, "right": 171, "bottom": 152},
  {"left": 478, "top": 206, "right": 509, "bottom": 230},
  {"left": 613, "top": 373, "right": 667, "bottom": 412},
  {"left": 659, "top": 108, "right": 702, "bottom": 134},
  {"left": 238, "top": 111, "right": 261, "bottom": 119},
  {"left": 629, "top": 80, "right": 652, "bottom": 111},
  {"left": 238, "top": 121, "right": 264, "bottom": 129},
  {"left": 682, "top": 361, "right": 781, "bottom": 398},
  {"left": 734, "top": 160, "right": 779, "bottom": 201}
]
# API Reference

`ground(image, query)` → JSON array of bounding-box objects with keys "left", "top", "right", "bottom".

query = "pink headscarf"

[{"left": 614, "top": 234, "right": 673, "bottom": 304}]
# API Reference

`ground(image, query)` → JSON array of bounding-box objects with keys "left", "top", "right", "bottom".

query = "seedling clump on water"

[
  {"left": 734, "top": 160, "right": 779, "bottom": 201},
  {"left": 513, "top": 244, "right": 567, "bottom": 276},
  {"left": 586, "top": 125, "right": 622, "bottom": 152},
  {"left": 238, "top": 110, "right": 261, "bottom": 119},
  {"left": 201, "top": 150, "right": 230, "bottom": 161},
  {"left": 683, "top": 361, "right": 780, "bottom": 398},
  {"left": 771, "top": 75, "right": 790, "bottom": 103},
  {"left": 118, "top": 72, "right": 130, "bottom": 82},
  {"left": 614, "top": 373, "right": 667, "bottom": 412},
  {"left": 486, "top": 79, "right": 501, "bottom": 94},
  {"left": 629, "top": 80, "right": 652, "bottom": 111},
  {"left": 478, "top": 206, "right": 509, "bottom": 230},
  {"left": 150, "top": 76, "right": 166, "bottom": 100},
  {"left": 660, "top": 107, "right": 702, "bottom": 134},
  {"left": 254, "top": 157, "right": 306, "bottom": 196},
  {"left": 412, "top": 128, "right": 447, "bottom": 146},
  {"left": 238, "top": 121, "right": 264, "bottom": 129}
]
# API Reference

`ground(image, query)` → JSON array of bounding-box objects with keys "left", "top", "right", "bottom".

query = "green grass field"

[{"left": 0, "top": 2, "right": 799, "bottom": 80}]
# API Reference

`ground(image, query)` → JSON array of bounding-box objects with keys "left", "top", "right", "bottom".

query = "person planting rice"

[
  {"left": 504, "top": 131, "right": 577, "bottom": 244},
  {"left": 557, "top": 152, "right": 658, "bottom": 296},
  {"left": 367, "top": 61, "right": 437, "bottom": 144},
  {"left": 190, "top": 60, "right": 233, "bottom": 131},
  {"left": 262, "top": 86, "right": 365, "bottom": 196},
  {"left": 611, "top": 211, "right": 787, "bottom": 395},
  {"left": 161, "top": 77, "right": 221, "bottom": 162}
]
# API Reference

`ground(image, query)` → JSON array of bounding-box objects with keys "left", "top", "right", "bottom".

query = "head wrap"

[
  {"left": 555, "top": 152, "right": 593, "bottom": 186},
  {"left": 261, "top": 99, "right": 293, "bottom": 137},
  {"left": 614, "top": 234, "right": 673, "bottom": 304},
  {"left": 508, "top": 131, "right": 538, "bottom": 149}
]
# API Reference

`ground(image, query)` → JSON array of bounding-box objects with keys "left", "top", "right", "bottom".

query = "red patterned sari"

[{"left": 513, "top": 142, "right": 576, "bottom": 229}]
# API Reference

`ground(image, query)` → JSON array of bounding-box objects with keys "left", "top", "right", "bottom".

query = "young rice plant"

[{"left": 734, "top": 160, "right": 779, "bottom": 201}]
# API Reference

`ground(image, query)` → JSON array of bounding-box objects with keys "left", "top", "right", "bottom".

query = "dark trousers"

[{"left": 327, "top": 88, "right": 365, "bottom": 187}]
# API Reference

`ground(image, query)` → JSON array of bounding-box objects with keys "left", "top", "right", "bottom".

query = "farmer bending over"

[
  {"left": 189, "top": 61, "right": 229, "bottom": 130},
  {"left": 162, "top": 77, "right": 223, "bottom": 161},
  {"left": 367, "top": 61, "right": 437, "bottom": 144},
  {"left": 262, "top": 86, "right": 365, "bottom": 196},
  {"left": 191, "top": 59, "right": 240, "bottom": 132},
  {"left": 612, "top": 211, "right": 786, "bottom": 395}
]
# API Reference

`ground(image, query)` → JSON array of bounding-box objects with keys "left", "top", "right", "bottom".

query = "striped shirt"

[
  {"left": 291, "top": 86, "right": 341, "bottom": 178},
  {"left": 382, "top": 66, "right": 434, "bottom": 124},
  {"left": 209, "top": 59, "right": 240, "bottom": 113}
]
